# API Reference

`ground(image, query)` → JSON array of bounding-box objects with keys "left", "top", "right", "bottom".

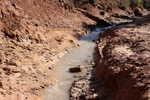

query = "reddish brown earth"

[
  {"left": 96, "top": 14, "right": 150, "bottom": 100},
  {"left": 0, "top": 0, "right": 149, "bottom": 100},
  {"left": 0, "top": 0, "right": 97, "bottom": 99},
  {"left": 0, "top": 0, "right": 136, "bottom": 99}
]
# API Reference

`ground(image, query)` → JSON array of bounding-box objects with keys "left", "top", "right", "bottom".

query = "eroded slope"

[
  {"left": 0, "top": 0, "right": 95, "bottom": 99},
  {"left": 96, "top": 15, "right": 150, "bottom": 100}
]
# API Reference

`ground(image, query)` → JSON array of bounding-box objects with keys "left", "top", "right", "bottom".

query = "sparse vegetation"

[
  {"left": 108, "top": 0, "right": 143, "bottom": 10},
  {"left": 73, "top": 0, "right": 149, "bottom": 11},
  {"left": 68, "top": 0, "right": 74, "bottom": 9},
  {"left": 131, "top": 0, "right": 143, "bottom": 9},
  {"left": 143, "top": 0, "right": 150, "bottom": 9},
  {"left": 118, "top": 0, "right": 131, "bottom": 10}
]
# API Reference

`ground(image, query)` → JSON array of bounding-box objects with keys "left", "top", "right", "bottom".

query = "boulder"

[{"left": 69, "top": 65, "right": 83, "bottom": 73}]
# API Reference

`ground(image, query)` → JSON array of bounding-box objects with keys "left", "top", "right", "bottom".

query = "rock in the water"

[{"left": 69, "top": 65, "right": 83, "bottom": 73}]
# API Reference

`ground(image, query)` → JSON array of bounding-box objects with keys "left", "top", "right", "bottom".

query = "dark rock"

[
  {"left": 79, "top": 95, "right": 86, "bottom": 100},
  {"left": 34, "top": 23, "right": 38, "bottom": 26},
  {"left": 0, "top": 82, "right": 3, "bottom": 88},
  {"left": 69, "top": 65, "right": 83, "bottom": 73},
  {"left": 134, "top": 7, "right": 143, "bottom": 16},
  {"left": 48, "top": 67, "right": 52, "bottom": 70},
  {"left": 100, "top": 11, "right": 105, "bottom": 16},
  {"left": 11, "top": 3, "right": 16, "bottom": 8}
]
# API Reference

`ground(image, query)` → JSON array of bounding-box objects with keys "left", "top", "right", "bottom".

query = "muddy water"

[{"left": 44, "top": 27, "right": 112, "bottom": 100}]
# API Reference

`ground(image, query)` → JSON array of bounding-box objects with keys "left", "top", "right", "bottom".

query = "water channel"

[{"left": 44, "top": 26, "right": 113, "bottom": 100}]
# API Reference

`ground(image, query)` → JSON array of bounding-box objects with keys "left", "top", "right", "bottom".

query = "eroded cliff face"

[{"left": 96, "top": 14, "right": 150, "bottom": 100}]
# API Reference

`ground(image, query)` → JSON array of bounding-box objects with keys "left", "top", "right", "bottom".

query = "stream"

[{"left": 44, "top": 26, "right": 114, "bottom": 100}]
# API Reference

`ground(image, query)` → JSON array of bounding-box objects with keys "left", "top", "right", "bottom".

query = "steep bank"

[
  {"left": 96, "top": 14, "right": 150, "bottom": 100},
  {"left": 0, "top": 0, "right": 96, "bottom": 99}
]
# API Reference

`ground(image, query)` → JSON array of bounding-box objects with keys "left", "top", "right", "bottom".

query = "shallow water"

[{"left": 44, "top": 27, "right": 111, "bottom": 100}]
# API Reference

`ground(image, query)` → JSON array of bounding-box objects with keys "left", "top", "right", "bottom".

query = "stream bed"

[{"left": 44, "top": 26, "right": 113, "bottom": 100}]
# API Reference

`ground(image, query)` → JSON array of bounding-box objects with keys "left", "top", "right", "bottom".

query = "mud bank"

[{"left": 96, "top": 14, "right": 150, "bottom": 100}]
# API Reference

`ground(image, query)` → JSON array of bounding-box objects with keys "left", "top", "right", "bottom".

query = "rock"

[
  {"left": 13, "top": 73, "right": 21, "bottom": 78},
  {"left": 134, "top": 7, "right": 143, "bottom": 16},
  {"left": 0, "top": 82, "right": 3, "bottom": 88},
  {"left": 100, "top": 11, "right": 105, "bottom": 16},
  {"left": 69, "top": 65, "right": 83, "bottom": 73},
  {"left": 95, "top": 40, "right": 99, "bottom": 44},
  {"left": 78, "top": 9, "right": 110, "bottom": 27},
  {"left": 112, "top": 13, "right": 119, "bottom": 17},
  {"left": 48, "top": 67, "right": 52, "bottom": 70},
  {"left": 88, "top": 93, "right": 99, "bottom": 100},
  {"left": 57, "top": 52, "right": 64, "bottom": 59},
  {"left": 92, "top": 40, "right": 99, "bottom": 44}
]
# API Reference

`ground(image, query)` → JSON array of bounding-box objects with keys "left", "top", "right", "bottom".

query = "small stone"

[
  {"left": 14, "top": 73, "right": 21, "bottom": 78},
  {"left": 0, "top": 82, "right": 3, "bottom": 88},
  {"left": 57, "top": 52, "right": 64, "bottom": 59},
  {"left": 96, "top": 40, "right": 99, "bottom": 44},
  {"left": 100, "top": 11, "right": 105, "bottom": 16},
  {"left": 69, "top": 65, "right": 83, "bottom": 73},
  {"left": 88, "top": 93, "right": 99, "bottom": 100},
  {"left": 48, "top": 67, "right": 52, "bottom": 70}
]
